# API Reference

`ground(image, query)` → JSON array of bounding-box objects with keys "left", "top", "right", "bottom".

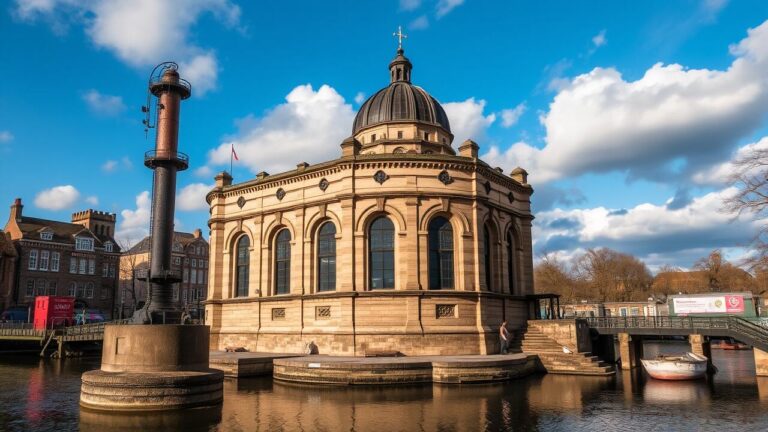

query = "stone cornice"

[
  {"left": 203, "top": 289, "right": 528, "bottom": 305},
  {"left": 206, "top": 154, "right": 533, "bottom": 204}
]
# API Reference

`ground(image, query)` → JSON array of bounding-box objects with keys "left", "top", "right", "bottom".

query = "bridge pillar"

[
  {"left": 754, "top": 348, "right": 768, "bottom": 376},
  {"left": 618, "top": 333, "right": 643, "bottom": 370},
  {"left": 689, "top": 334, "right": 715, "bottom": 373}
]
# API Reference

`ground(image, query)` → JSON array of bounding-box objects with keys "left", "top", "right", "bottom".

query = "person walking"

[{"left": 499, "top": 320, "right": 510, "bottom": 354}]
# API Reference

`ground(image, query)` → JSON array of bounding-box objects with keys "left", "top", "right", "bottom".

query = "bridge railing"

[
  {"left": 585, "top": 316, "right": 732, "bottom": 331},
  {"left": 61, "top": 318, "right": 132, "bottom": 337}
]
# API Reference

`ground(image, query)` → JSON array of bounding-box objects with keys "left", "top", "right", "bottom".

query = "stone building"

[
  {"left": 205, "top": 46, "right": 535, "bottom": 355},
  {"left": 0, "top": 230, "right": 18, "bottom": 312},
  {"left": 118, "top": 229, "right": 209, "bottom": 318},
  {"left": 3, "top": 199, "right": 120, "bottom": 318}
]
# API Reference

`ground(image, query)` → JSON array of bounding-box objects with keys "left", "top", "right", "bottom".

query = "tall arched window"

[
  {"left": 274, "top": 229, "right": 291, "bottom": 295},
  {"left": 235, "top": 236, "right": 250, "bottom": 297},
  {"left": 369, "top": 217, "right": 395, "bottom": 289},
  {"left": 507, "top": 231, "right": 517, "bottom": 295},
  {"left": 484, "top": 225, "right": 492, "bottom": 290},
  {"left": 428, "top": 217, "right": 454, "bottom": 290},
  {"left": 317, "top": 222, "right": 336, "bottom": 292}
]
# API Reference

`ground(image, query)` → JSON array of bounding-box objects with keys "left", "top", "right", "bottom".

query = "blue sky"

[{"left": 2, "top": 0, "right": 768, "bottom": 270}]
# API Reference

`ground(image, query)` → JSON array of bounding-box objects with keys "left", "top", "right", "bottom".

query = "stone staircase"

[{"left": 518, "top": 326, "right": 615, "bottom": 376}]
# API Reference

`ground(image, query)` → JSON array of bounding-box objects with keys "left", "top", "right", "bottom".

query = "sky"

[{"left": 2, "top": 0, "right": 768, "bottom": 271}]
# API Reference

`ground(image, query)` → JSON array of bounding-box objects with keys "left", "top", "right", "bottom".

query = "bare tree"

[
  {"left": 574, "top": 248, "right": 652, "bottom": 302},
  {"left": 726, "top": 144, "right": 768, "bottom": 268},
  {"left": 534, "top": 253, "right": 579, "bottom": 302},
  {"left": 117, "top": 237, "right": 143, "bottom": 318}
]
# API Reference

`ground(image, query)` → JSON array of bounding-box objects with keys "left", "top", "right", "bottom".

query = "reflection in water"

[{"left": 1, "top": 342, "right": 768, "bottom": 431}]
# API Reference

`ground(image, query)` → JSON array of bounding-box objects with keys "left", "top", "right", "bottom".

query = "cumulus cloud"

[
  {"left": 194, "top": 165, "right": 214, "bottom": 179},
  {"left": 115, "top": 191, "right": 150, "bottom": 244},
  {"left": 354, "top": 92, "right": 366, "bottom": 104},
  {"left": 486, "top": 20, "right": 768, "bottom": 184},
  {"left": 534, "top": 187, "right": 759, "bottom": 266},
  {"left": 101, "top": 156, "right": 132, "bottom": 173},
  {"left": 442, "top": 98, "right": 496, "bottom": 146},
  {"left": 500, "top": 103, "right": 526, "bottom": 128},
  {"left": 436, "top": 0, "right": 464, "bottom": 18},
  {"left": 0, "top": 131, "right": 13, "bottom": 143},
  {"left": 85, "top": 196, "right": 99, "bottom": 205},
  {"left": 692, "top": 136, "right": 768, "bottom": 185},
  {"left": 14, "top": 0, "right": 240, "bottom": 95},
  {"left": 34, "top": 185, "right": 80, "bottom": 210},
  {"left": 208, "top": 84, "right": 355, "bottom": 174},
  {"left": 81, "top": 89, "right": 125, "bottom": 116},
  {"left": 177, "top": 183, "right": 212, "bottom": 211}
]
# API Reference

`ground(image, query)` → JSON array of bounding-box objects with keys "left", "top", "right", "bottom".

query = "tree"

[
  {"left": 573, "top": 248, "right": 652, "bottom": 302},
  {"left": 694, "top": 250, "right": 724, "bottom": 292},
  {"left": 117, "top": 237, "right": 143, "bottom": 318},
  {"left": 726, "top": 143, "right": 768, "bottom": 269},
  {"left": 534, "top": 253, "right": 579, "bottom": 302}
]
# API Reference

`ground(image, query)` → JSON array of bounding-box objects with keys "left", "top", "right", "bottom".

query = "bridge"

[
  {"left": 0, "top": 320, "right": 131, "bottom": 357},
  {"left": 581, "top": 316, "right": 768, "bottom": 374}
]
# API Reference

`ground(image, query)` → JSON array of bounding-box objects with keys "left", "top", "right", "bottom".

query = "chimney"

[
  {"left": 9, "top": 198, "right": 23, "bottom": 222},
  {"left": 193, "top": 228, "right": 202, "bottom": 239}
]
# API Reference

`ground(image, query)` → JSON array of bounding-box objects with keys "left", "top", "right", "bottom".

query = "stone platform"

[
  {"left": 273, "top": 354, "right": 537, "bottom": 385},
  {"left": 209, "top": 352, "right": 302, "bottom": 377}
]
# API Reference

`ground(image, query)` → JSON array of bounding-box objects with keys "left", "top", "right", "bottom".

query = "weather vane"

[{"left": 393, "top": 25, "right": 408, "bottom": 50}]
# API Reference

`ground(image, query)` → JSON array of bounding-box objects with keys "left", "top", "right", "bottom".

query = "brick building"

[
  {"left": 3, "top": 199, "right": 121, "bottom": 318},
  {"left": 118, "top": 229, "right": 209, "bottom": 319}
]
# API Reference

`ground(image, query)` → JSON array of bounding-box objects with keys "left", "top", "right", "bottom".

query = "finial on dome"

[
  {"left": 389, "top": 27, "right": 412, "bottom": 83},
  {"left": 393, "top": 26, "right": 407, "bottom": 50}
]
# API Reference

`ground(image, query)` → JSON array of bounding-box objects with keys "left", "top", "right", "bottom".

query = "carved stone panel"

[
  {"left": 272, "top": 308, "right": 286, "bottom": 320},
  {"left": 315, "top": 306, "right": 331, "bottom": 320},
  {"left": 436, "top": 304, "right": 457, "bottom": 319}
]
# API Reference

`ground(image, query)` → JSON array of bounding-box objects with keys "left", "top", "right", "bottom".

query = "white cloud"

[
  {"left": 592, "top": 29, "right": 607, "bottom": 48},
  {"left": 0, "top": 131, "right": 13, "bottom": 143},
  {"left": 500, "top": 103, "right": 526, "bottom": 128},
  {"left": 692, "top": 136, "right": 768, "bottom": 185},
  {"left": 354, "top": 92, "right": 366, "bottom": 104},
  {"left": 409, "top": 15, "right": 429, "bottom": 30},
  {"left": 178, "top": 183, "right": 212, "bottom": 211},
  {"left": 208, "top": 84, "right": 355, "bottom": 174},
  {"left": 82, "top": 89, "right": 125, "bottom": 116},
  {"left": 116, "top": 191, "right": 150, "bottom": 244},
  {"left": 85, "top": 196, "right": 99, "bottom": 205},
  {"left": 34, "top": 185, "right": 80, "bottom": 210},
  {"left": 15, "top": 0, "right": 240, "bottom": 96},
  {"left": 400, "top": 0, "right": 421, "bottom": 11},
  {"left": 442, "top": 98, "right": 495, "bottom": 146},
  {"left": 194, "top": 165, "right": 214, "bottom": 178},
  {"left": 486, "top": 19, "right": 768, "bottom": 184},
  {"left": 436, "top": 0, "right": 464, "bottom": 18},
  {"left": 101, "top": 160, "right": 118, "bottom": 172},
  {"left": 534, "top": 187, "right": 759, "bottom": 264}
]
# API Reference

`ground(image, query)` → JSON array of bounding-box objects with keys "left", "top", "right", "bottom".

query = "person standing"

[{"left": 499, "top": 320, "right": 510, "bottom": 354}]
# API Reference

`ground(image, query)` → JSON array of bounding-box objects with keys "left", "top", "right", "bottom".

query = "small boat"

[
  {"left": 717, "top": 340, "right": 751, "bottom": 350},
  {"left": 640, "top": 352, "right": 709, "bottom": 380}
]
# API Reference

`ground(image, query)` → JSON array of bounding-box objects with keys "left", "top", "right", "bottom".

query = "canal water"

[{"left": 1, "top": 342, "right": 768, "bottom": 432}]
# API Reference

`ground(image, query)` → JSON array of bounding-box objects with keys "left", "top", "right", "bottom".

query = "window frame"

[
  {"left": 368, "top": 217, "right": 395, "bottom": 290},
  {"left": 28, "top": 249, "right": 38, "bottom": 270},
  {"left": 316, "top": 222, "right": 337, "bottom": 292},
  {"left": 235, "top": 235, "right": 250, "bottom": 297},
  {"left": 274, "top": 229, "right": 291, "bottom": 295},
  {"left": 428, "top": 217, "right": 454, "bottom": 290},
  {"left": 50, "top": 252, "right": 60, "bottom": 272}
]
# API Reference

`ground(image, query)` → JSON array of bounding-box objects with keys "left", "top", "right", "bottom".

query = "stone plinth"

[
  {"left": 754, "top": 348, "right": 768, "bottom": 377},
  {"left": 618, "top": 333, "right": 643, "bottom": 370},
  {"left": 80, "top": 324, "right": 224, "bottom": 411},
  {"left": 209, "top": 351, "right": 302, "bottom": 377},
  {"left": 273, "top": 354, "right": 536, "bottom": 385}
]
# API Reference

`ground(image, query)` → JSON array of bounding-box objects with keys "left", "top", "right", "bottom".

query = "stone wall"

[{"left": 526, "top": 319, "right": 592, "bottom": 353}]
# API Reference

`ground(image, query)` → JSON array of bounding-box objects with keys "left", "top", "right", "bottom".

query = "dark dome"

[
  {"left": 353, "top": 82, "right": 451, "bottom": 135},
  {"left": 353, "top": 48, "right": 451, "bottom": 135}
]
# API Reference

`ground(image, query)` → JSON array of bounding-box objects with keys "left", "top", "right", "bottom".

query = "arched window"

[
  {"left": 507, "top": 231, "right": 517, "bottom": 295},
  {"left": 235, "top": 236, "right": 250, "bottom": 297},
  {"left": 274, "top": 230, "right": 291, "bottom": 295},
  {"left": 484, "top": 225, "right": 492, "bottom": 290},
  {"left": 317, "top": 222, "right": 336, "bottom": 292},
  {"left": 369, "top": 217, "right": 395, "bottom": 289},
  {"left": 428, "top": 217, "right": 454, "bottom": 290}
]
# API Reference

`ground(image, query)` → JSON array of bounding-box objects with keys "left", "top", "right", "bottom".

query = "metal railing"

[
  {"left": 584, "top": 316, "right": 768, "bottom": 351},
  {"left": 61, "top": 318, "right": 132, "bottom": 337}
]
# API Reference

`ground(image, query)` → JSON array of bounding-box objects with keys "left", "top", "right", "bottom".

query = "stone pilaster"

[
  {"left": 339, "top": 198, "right": 356, "bottom": 291},
  {"left": 403, "top": 196, "right": 421, "bottom": 290}
]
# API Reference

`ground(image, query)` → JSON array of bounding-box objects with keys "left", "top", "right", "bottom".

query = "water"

[{"left": 1, "top": 342, "right": 768, "bottom": 431}]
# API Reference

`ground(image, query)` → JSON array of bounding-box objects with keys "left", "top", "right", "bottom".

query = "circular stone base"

[{"left": 80, "top": 368, "right": 224, "bottom": 411}]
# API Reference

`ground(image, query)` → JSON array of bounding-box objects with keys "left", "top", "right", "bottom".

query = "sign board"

[{"left": 672, "top": 295, "right": 745, "bottom": 315}]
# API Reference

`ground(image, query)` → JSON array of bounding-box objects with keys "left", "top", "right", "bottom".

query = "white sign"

[{"left": 673, "top": 295, "right": 744, "bottom": 315}]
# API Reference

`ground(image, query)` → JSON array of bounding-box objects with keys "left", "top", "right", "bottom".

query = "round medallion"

[
  {"left": 319, "top": 178, "right": 329, "bottom": 191},
  {"left": 276, "top": 188, "right": 286, "bottom": 200},
  {"left": 236, "top": 196, "right": 246, "bottom": 208},
  {"left": 437, "top": 170, "right": 453, "bottom": 185},
  {"left": 373, "top": 170, "right": 389, "bottom": 185}
]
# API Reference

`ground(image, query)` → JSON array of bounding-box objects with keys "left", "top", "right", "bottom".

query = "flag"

[{"left": 231, "top": 144, "right": 239, "bottom": 161}]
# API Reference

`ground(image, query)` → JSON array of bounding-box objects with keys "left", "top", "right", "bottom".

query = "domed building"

[{"left": 205, "top": 44, "right": 535, "bottom": 355}]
